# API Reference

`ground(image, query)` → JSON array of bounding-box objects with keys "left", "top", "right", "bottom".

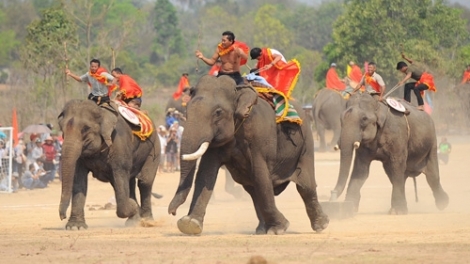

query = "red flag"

[
  {"left": 12, "top": 108, "right": 18, "bottom": 145},
  {"left": 256, "top": 48, "right": 301, "bottom": 98},
  {"left": 173, "top": 75, "right": 190, "bottom": 100}
]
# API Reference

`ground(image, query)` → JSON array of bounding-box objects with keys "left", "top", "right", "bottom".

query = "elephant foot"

[
  {"left": 255, "top": 223, "right": 266, "bottom": 235},
  {"left": 125, "top": 214, "right": 142, "bottom": 227},
  {"left": 312, "top": 213, "right": 329, "bottom": 233},
  {"left": 177, "top": 216, "right": 203, "bottom": 235},
  {"left": 65, "top": 219, "right": 88, "bottom": 230},
  {"left": 266, "top": 219, "right": 290, "bottom": 235},
  {"left": 388, "top": 207, "right": 408, "bottom": 215},
  {"left": 435, "top": 191, "right": 449, "bottom": 211}
]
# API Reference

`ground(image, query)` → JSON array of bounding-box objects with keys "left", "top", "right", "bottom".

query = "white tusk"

[
  {"left": 334, "top": 144, "right": 340, "bottom": 151},
  {"left": 182, "top": 142, "right": 210, "bottom": 161},
  {"left": 353, "top": 141, "right": 360, "bottom": 149}
]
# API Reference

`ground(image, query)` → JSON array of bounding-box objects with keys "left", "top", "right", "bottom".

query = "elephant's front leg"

[
  {"left": 177, "top": 151, "right": 221, "bottom": 235},
  {"left": 111, "top": 167, "right": 139, "bottom": 222},
  {"left": 344, "top": 154, "right": 372, "bottom": 212},
  {"left": 251, "top": 158, "right": 289, "bottom": 235},
  {"left": 383, "top": 161, "right": 408, "bottom": 214},
  {"left": 242, "top": 185, "right": 266, "bottom": 234},
  {"left": 67, "top": 164, "right": 89, "bottom": 230}
]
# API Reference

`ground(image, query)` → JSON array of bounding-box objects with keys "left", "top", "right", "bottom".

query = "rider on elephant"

[
  {"left": 249, "top": 47, "right": 301, "bottom": 98},
  {"left": 461, "top": 64, "right": 470, "bottom": 85},
  {"left": 65, "top": 59, "right": 116, "bottom": 105},
  {"left": 351, "top": 62, "right": 385, "bottom": 101},
  {"left": 111, "top": 68, "right": 143, "bottom": 109},
  {"left": 396, "top": 53, "right": 436, "bottom": 111},
  {"left": 325, "top": 62, "right": 346, "bottom": 90},
  {"left": 195, "top": 31, "right": 249, "bottom": 85}
]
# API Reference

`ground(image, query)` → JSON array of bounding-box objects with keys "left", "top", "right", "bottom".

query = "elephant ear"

[
  {"left": 234, "top": 84, "right": 258, "bottom": 120},
  {"left": 375, "top": 103, "right": 388, "bottom": 128},
  {"left": 99, "top": 108, "right": 118, "bottom": 146}
]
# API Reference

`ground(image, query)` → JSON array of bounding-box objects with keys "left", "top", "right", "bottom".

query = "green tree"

[
  {"left": 21, "top": 6, "right": 78, "bottom": 118},
  {"left": 253, "top": 4, "right": 293, "bottom": 51},
  {"left": 318, "top": 0, "right": 469, "bottom": 85},
  {"left": 152, "top": 0, "right": 185, "bottom": 64},
  {"left": 0, "top": 8, "right": 19, "bottom": 67}
]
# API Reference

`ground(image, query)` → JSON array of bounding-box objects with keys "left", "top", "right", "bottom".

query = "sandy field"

[{"left": 1, "top": 134, "right": 469, "bottom": 264}]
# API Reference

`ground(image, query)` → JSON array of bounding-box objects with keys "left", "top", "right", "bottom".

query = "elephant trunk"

[
  {"left": 330, "top": 132, "right": 361, "bottom": 201},
  {"left": 168, "top": 122, "right": 213, "bottom": 215},
  {"left": 59, "top": 130, "right": 82, "bottom": 220}
]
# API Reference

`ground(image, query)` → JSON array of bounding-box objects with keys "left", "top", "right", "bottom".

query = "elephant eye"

[
  {"left": 81, "top": 125, "right": 90, "bottom": 134},
  {"left": 215, "top": 108, "right": 223, "bottom": 117}
]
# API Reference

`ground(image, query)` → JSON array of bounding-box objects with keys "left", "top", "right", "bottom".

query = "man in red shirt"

[
  {"left": 41, "top": 136, "right": 57, "bottom": 184},
  {"left": 111, "top": 68, "right": 143, "bottom": 109}
]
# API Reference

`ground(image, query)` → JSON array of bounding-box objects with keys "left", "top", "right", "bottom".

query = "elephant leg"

[
  {"left": 316, "top": 122, "right": 327, "bottom": 152},
  {"left": 224, "top": 169, "right": 243, "bottom": 199},
  {"left": 382, "top": 161, "right": 408, "bottom": 214},
  {"left": 423, "top": 155, "right": 449, "bottom": 210},
  {"left": 67, "top": 163, "right": 89, "bottom": 230},
  {"left": 137, "top": 155, "right": 159, "bottom": 220},
  {"left": 251, "top": 154, "right": 289, "bottom": 235},
  {"left": 111, "top": 166, "right": 139, "bottom": 220},
  {"left": 177, "top": 151, "right": 220, "bottom": 235},
  {"left": 344, "top": 154, "right": 372, "bottom": 212},
  {"left": 242, "top": 185, "right": 266, "bottom": 234}
]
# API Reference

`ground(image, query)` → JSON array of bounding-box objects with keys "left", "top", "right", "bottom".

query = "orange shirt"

[
  {"left": 326, "top": 68, "right": 346, "bottom": 90},
  {"left": 462, "top": 70, "right": 470, "bottom": 84},
  {"left": 348, "top": 65, "right": 363, "bottom": 83},
  {"left": 118, "top": 75, "right": 143, "bottom": 99}
]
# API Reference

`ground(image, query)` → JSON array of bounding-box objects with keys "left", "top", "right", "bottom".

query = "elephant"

[
  {"left": 58, "top": 99, "right": 160, "bottom": 229},
  {"left": 330, "top": 93, "right": 449, "bottom": 214},
  {"left": 168, "top": 75, "right": 329, "bottom": 235},
  {"left": 312, "top": 88, "right": 347, "bottom": 152}
]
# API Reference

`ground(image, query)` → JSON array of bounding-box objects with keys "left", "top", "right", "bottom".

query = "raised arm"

[
  {"left": 401, "top": 52, "right": 413, "bottom": 64},
  {"left": 195, "top": 49, "right": 219, "bottom": 66},
  {"left": 65, "top": 69, "right": 84, "bottom": 83}
]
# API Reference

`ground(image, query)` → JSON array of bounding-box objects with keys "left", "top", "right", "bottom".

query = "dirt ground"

[{"left": 1, "top": 134, "right": 469, "bottom": 264}]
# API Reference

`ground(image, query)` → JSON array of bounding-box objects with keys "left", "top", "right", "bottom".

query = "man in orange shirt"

[
  {"left": 352, "top": 62, "right": 385, "bottom": 101},
  {"left": 111, "top": 68, "right": 143, "bottom": 109},
  {"left": 325, "top": 63, "right": 346, "bottom": 90},
  {"left": 461, "top": 64, "right": 470, "bottom": 85},
  {"left": 249, "top": 47, "right": 301, "bottom": 98}
]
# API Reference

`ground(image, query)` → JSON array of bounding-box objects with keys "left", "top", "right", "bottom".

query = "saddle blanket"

[
  {"left": 115, "top": 100, "right": 154, "bottom": 140},
  {"left": 254, "top": 87, "right": 302, "bottom": 125}
]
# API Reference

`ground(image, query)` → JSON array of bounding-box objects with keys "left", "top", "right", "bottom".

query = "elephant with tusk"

[
  {"left": 330, "top": 93, "right": 449, "bottom": 214},
  {"left": 168, "top": 75, "right": 329, "bottom": 235}
]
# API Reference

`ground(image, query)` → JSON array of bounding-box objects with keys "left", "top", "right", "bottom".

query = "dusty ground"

[{"left": 1, "top": 134, "right": 469, "bottom": 264}]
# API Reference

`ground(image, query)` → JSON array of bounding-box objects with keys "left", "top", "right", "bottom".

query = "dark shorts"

[
  {"left": 88, "top": 93, "right": 110, "bottom": 105},
  {"left": 217, "top": 71, "right": 244, "bottom": 85}
]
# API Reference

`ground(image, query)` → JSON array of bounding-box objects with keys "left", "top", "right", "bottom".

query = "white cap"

[{"left": 330, "top": 63, "right": 337, "bottom": 67}]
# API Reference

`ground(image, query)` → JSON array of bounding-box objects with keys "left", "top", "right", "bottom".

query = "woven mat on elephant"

[
  {"left": 254, "top": 87, "right": 302, "bottom": 125},
  {"left": 115, "top": 100, "right": 154, "bottom": 140}
]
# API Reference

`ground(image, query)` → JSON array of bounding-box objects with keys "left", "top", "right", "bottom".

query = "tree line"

[{"left": 0, "top": 0, "right": 469, "bottom": 126}]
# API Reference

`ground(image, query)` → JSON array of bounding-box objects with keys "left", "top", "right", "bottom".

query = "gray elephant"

[
  {"left": 330, "top": 93, "right": 449, "bottom": 214},
  {"left": 168, "top": 75, "right": 329, "bottom": 235},
  {"left": 312, "top": 88, "right": 347, "bottom": 152},
  {"left": 58, "top": 100, "right": 160, "bottom": 229}
]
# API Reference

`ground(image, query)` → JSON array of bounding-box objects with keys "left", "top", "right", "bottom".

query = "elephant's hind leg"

[
  {"left": 423, "top": 158, "right": 449, "bottom": 210},
  {"left": 243, "top": 185, "right": 266, "bottom": 234},
  {"left": 138, "top": 156, "right": 159, "bottom": 220}
]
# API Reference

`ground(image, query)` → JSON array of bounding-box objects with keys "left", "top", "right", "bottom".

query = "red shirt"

[{"left": 42, "top": 143, "right": 56, "bottom": 162}]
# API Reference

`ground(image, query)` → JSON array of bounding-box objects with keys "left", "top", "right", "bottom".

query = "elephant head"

[
  {"left": 331, "top": 94, "right": 387, "bottom": 199},
  {"left": 57, "top": 100, "right": 116, "bottom": 219},
  {"left": 168, "top": 75, "right": 257, "bottom": 215}
]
